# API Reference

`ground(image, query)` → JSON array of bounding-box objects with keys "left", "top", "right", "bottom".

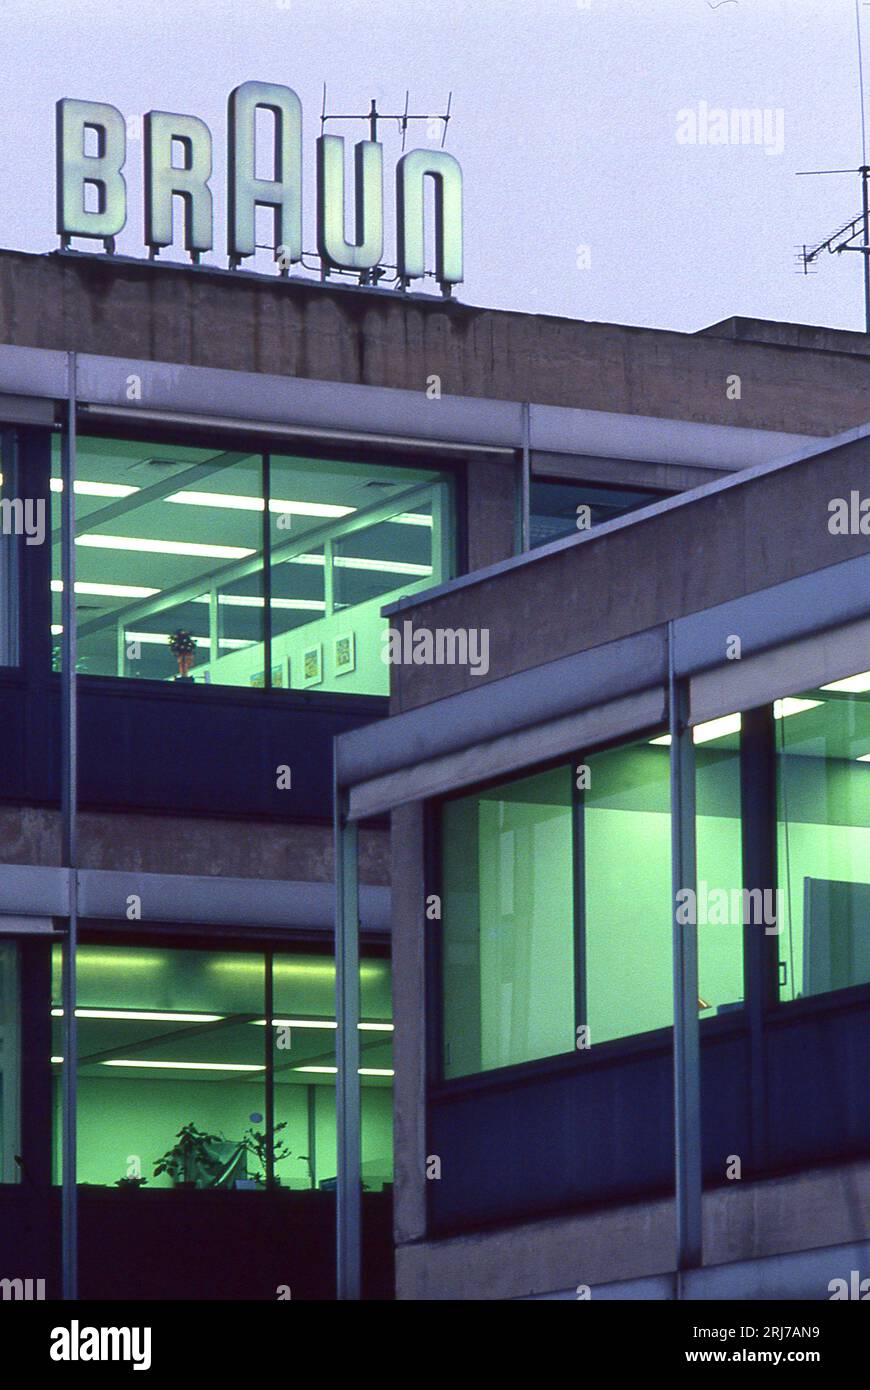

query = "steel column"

[
  {"left": 334, "top": 761, "right": 361, "bottom": 1300},
  {"left": 60, "top": 352, "right": 79, "bottom": 1301},
  {"left": 668, "top": 620, "right": 701, "bottom": 1279},
  {"left": 520, "top": 400, "right": 530, "bottom": 552}
]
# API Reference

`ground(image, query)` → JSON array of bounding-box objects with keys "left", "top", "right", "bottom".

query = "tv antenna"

[
  {"left": 797, "top": 1, "right": 870, "bottom": 330},
  {"left": 320, "top": 87, "right": 453, "bottom": 149}
]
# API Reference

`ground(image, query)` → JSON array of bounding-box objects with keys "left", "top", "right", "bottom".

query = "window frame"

[
  {"left": 430, "top": 724, "right": 755, "bottom": 1096},
  {"left": 44, "top": 417, "right": 464, "bottom": 697}
]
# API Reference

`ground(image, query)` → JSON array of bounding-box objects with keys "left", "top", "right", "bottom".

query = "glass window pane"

[
  {"left": 530, "top": 479, "right": 663, "bottom": 549},
  {"left": 582, "top": 741, "right": 672, "bottom": 1044},
  {"left": 52, "top": 945, "right": 266, "bottom": 1187},
  {"left": 696, "top": 733, "right": 744, "bottom": 1017},
  {"left": 271, "top": 953, "right": 393, "bottom": 1191},
  {"left": 269, "top": 454, "right": 449, "bottom": 696},
  {"left": 442, "top": 765, "right": 575, "bottom": 1078},
  {"left": 51, "top": 437, "right": 264, "bottom": 686},
  {"left": 49, "top": 944, "right": 393, "bottom": 1193},
  {"left": 0, "top": 943, "right": 20, "bottom": 1183},
  {"left": 776, "top": 678, "right": 870, "bottom": 1001}
]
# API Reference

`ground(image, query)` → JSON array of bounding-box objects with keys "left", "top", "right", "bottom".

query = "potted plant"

[
  {"left": 115, "top": 1175, "right": 148, "bottom": 1190},
  {"left": 154, "top": 1122, "right": 226, "bottom": 1187},
  {"left": 168, "top": 628, "right": 197, "bottom": 681},
  {"left": 238, "top": 1120, "right": 294, "bottom": 1187}
]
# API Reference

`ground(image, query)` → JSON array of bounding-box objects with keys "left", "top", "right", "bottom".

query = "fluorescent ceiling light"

[
  {"left": 191, "top": 595, "right": 326, "bottom": 612},
  {"left": 250, "top": 1018, "right": 393, "bottom": 1031},
  {"left": 51, "top": 479, "right": 139, "bottom": 498},
  {"left": 124, "top": 631, "right": 254, "bottom": 650},
  {"left": 858, "top": 753, "right": 870, "bottom": 763},
  {"left": 773, "top": 698, "right": 823, "bottom": 719},
  {"left": 102, "top": 1060, "right": 264, "bottom": 1071},
  {"left": 821, "top": 671, "right": 870, "bottom": 694},
  {"left": 269, "top": 500, "right": 353, "bottom": 518},
  {"left": 51, "top": 1007, "right": 224, "bottom": 1023},
  {"left": 208, "top": 958, "right": 383, "bottom": 979},
  {"left": 286, "top": 553, "right": 431, "bottom": 575},
  {"left": 167, "top": 492, "right": 354, "bottom": 518},
  {"left": 77, "top": 534, "right": 254, "bottom": 559},
  {"left": 650, "top": 713, "right": 741, "bottom": 748},
  {"left": 293, "top": 1066, "right": 395, "bottom": 1076},
  {"left": 167, "top": 493, "right": 431, "bottom": 528},
  {"left": 51, "top": 624, "right": 63, "bottom": 636},
  {"left": 333, "top": 556, "right": 431, "bottom": 575},
  {"left": 51, "top": 579, "right": 160, "bottom": 599},
  {"left": 650, "top": 699, "right": 823, "bottom": 748}
]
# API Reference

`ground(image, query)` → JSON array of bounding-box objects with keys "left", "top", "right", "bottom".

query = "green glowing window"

[
  {"left": 0, "top": 943, "right": 20, "bottom": 1183},
  {"left": 50, "top": 435, "right": 453, "bottom": 696},
  {"left": 440, "top": 727, "right": 746, "bottom": 1076},
  {"left": 776, "top": 674, "right": 870, "bottom": 1001},
  {"left": 442, "top": 766, "right": 576, "bottom": 1078},
  {"left": 51, "top": 943, "right": 393, "bottom": 1191}
]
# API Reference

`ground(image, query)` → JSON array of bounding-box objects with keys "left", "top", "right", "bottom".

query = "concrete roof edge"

[{"left": 383, "top": 418, "right": 870, "bottom": 615}]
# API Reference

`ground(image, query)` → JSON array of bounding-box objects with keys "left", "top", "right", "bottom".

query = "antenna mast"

[{"left": 796, "top": 1, "right": 870, "bottom": 331}]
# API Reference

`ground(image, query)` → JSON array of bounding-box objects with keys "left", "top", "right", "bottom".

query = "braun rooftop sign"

[{"left": 55, "top": 81, "right": 464, "bottom": 295}]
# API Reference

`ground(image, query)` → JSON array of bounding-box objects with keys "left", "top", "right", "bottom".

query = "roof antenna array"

[
  {"left": 302, "top": 87, "right": 453, "bottom": 286},
  {"left": 796, "top": 1, "right": 870, "bottom": 330},
  {"left": 320, "top": 86, "right": 453, "bottom": 148}
]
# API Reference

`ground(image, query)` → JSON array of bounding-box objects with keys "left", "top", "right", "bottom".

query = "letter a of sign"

[
  {"left": 227, "top": 82, "right": 302, "bottom": 268},
  {"left": 56, "top": 99, "right": 127, "bottom": 250}
]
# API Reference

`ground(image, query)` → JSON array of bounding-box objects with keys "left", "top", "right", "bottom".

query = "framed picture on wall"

[
  {"left": 333, "top": 631, "right": 355, "bottom": 676},
  {"left": 302, "top": 644, "right": 322, "bottom": 687},
  {"left": 248, "top": 665, "right": 285, "bottom": 689}
]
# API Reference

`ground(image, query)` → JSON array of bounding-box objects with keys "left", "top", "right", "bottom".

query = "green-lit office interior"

[
  {"left": 49, "top": 433, "right": 452, "bottom": 694},
  {"left": 441, "top": 679, "right": 870, "bottom": 1079}
]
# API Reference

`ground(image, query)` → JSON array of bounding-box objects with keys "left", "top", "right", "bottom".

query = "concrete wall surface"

[
  {"left": 389, "top": 435, "right": 870, "bottom": 711},
  {"left": 5, "top": 251, "right": 870, "bottom": 431},
  {"left": 396, "top": 1158, "right": 870, "bottom": 1300},
  {"left": 0, "top": 806, "right": 389, "bottom": 884}
]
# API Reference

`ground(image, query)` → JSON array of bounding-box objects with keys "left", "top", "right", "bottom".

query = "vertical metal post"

[
  {"left": 262, "top": 453, "right": 272, "bottom": 689},
  {"left": 209, "top": 588, "right": 220, "bottom": 668},
  {"left": 856, "top": 164, "right": 861, "bottom": 332},
  {"left": 60, "top": 353, "right": 78, "bottom": 1301},
  {"left": 264, "top": 951, "right": 275, "bottom": 1188},
  {"left": 324, "top": 539, "right": 335, "bottom": 619},
  {"left": 334, "top": 756, "right": 361, "bottom": 1300},
  {"left": 520, "top": 401, "right": 531, "bottom": 552},
  {"left": 668, "top": 621, "right": 701, "bottom": 1281},
  {"left": 741, "top": 706, "right": 778, "bottom": 1170}
]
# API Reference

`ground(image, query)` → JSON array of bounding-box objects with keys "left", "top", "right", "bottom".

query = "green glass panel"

[
  {"left": 50, "top": 945, "right": 393, "bottom": 1190},
  {"left": 776, "top": 681, "right": 870, "bottom": 1001},
  {"left": 442, "top": 765, "right": 575, "bottom": 1078},
  {"left": 583, "top": 743, "right": 673, "bottom": 1044}
]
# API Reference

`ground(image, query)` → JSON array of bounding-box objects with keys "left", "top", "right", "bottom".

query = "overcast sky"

[{"left": 1, "top": 0, "right": 867, "bottom": 333}]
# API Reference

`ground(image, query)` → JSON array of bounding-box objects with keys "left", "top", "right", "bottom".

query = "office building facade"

[{"left": 1, "top": 245, "right": 869, "bottom": 1297}]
